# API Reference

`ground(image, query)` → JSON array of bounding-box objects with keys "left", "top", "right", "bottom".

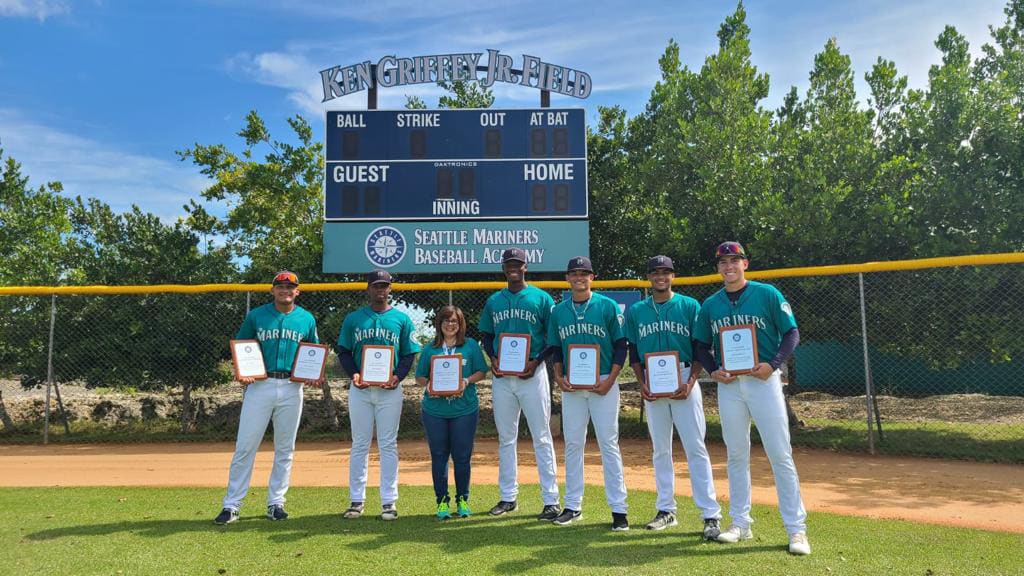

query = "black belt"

[{"left": 267, "top": 371, "right": 290, "bottom": 379}]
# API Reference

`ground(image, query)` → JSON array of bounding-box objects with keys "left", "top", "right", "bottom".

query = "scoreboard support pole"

[
  {"left": 368, "top": 64, "right": 378, "bottom": 110},
  {"left": 541, "top": 89, "right": 550, "bottom": 108}
]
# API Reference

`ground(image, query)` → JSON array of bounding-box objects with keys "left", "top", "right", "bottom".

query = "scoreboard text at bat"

[{"left": 324, "top": 109, "right": 588, "bottom": 221}]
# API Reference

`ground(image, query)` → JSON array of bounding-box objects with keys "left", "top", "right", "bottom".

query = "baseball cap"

[
  {"left": 501, "top": 247, "right": 527, "bottom": 263},
  {"left": 366, "top": 269, "right": 393, "bottom": 285},
  {"left": 566, "top": 256, "right": 594, "bottom": 273},
  {"left": 647, "top": 255, "right": 675, "bottom": 272},
  {"left": 715, "top": 241, "right": 748, "bottom": 261},
  {"left": 272, "top": 271, "right": 299, "bottom": 286}
]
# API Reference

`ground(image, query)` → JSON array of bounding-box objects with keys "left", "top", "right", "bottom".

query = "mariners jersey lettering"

[
  {"left": 626, "top": 293, "right": 699, "bottom": 362},
  {"left": 235, "top": 303, "right": 319, "bottom": 373},
  {"left": 478, "top": 285, "right": 555, "bottom": 359},
  {"left": 339, "top": 306, "right": 422, "bottom": 370},
  {"left": 547, "top": 292, "right": 625, "bottom": 374},
  {"left": 694, "top": 281, "right": 797, "bottom": 363}
]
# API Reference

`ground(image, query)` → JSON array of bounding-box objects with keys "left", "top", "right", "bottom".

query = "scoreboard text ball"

[{"left": 324, "top": 109, "right": 587, "bottom": 221}]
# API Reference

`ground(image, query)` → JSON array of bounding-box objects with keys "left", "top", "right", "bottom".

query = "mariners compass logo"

[{"left": 365, "top": 226, "right": 406, "bottom": 268}]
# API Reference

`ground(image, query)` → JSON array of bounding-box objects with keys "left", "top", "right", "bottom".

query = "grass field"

[{"left": 2, "top": 486, "right": 1020, "bottom": 576}]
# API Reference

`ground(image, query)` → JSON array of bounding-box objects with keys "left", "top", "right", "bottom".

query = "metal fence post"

[
  {"left": 44, "top": 294, "right": 57, "bottom": 444},
  {"left": 245, "top": 291, "right": 251, "bottom": 315},
  {"left": 448, "top": 290, "right": 453, "bottom": 306},
  {"left": 859, "top": 273, "right": 876, "bottom": 455}
]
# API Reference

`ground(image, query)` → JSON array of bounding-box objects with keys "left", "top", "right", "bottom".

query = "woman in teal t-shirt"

[{"left": 415, "top": 305, "right": 488, "bottom": 520}]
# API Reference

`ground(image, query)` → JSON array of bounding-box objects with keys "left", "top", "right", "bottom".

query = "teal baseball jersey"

[
  {"left": 478, "top": 284, "right": 555, "bottom": 360},
  {"left": 547, "top": 292, "right": 626, "bottom": 374},
  {"left": 625, "top": 293, "right": 700, "bottom": 362},
  {"left": 235, "top": 303, "right": 319, "bottom": 373},
  {"left": 415, "top": 337, "right": 488, "bottom": 418},
  {"left": 693, "top": 281, "right": 798, "bottom": 364},
  {"left": 338, "top": 306, "right": 422, "bottom": 370}
]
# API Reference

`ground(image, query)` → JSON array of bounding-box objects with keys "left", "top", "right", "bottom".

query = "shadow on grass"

[{"left": 23, "top": 512, "right": 784, "bottom": 573}]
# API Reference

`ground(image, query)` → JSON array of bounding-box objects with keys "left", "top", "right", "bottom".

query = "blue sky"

[{"left": 0, "top": 0, "right": 1010, "bottom": 221}]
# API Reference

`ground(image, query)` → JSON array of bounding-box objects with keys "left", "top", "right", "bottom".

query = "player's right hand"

[
  {"left": 711, "top": 369, "right": 737, "bottom": 384},
  {"left": 555, "top": 375, "right": 573, "bottom": 392},
  {"left": 640, "top": 376, "right": 656, "bottom": 402},
  {"left": 239, "top": 376, "right": 255, "bottom": 386},
  {"left": 352, "top": 373, "right": 368, "bottom": 389}
]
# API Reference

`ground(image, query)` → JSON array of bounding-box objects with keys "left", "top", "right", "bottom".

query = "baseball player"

[
  {"left": 336, "top": 269, "right": 421, "bottom": 521},
  {"left": 214, "top": 271, "right": 320, "bottom": 525},
  {"left": 478, "top": 247, "right": 562, "bottom": 520},
  {"left": 692, "top": 241, "right": 810, "bottom": 555},
  {"left": 627, "top": 255, "right": 722, "bottom": 538},
  {"left": 547, "top": 256, "right": 630, "bottom": 531}
]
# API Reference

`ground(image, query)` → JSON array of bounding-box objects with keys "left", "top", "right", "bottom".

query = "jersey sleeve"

[
  {"left": 546, "top": 305, "right": 563, "bottom": 352},
  {"left": 625, "top": 302, "right": 639, "bottom": 343},
  {"left": 415, "top": 347, "right": 431, "bottom": 379},
  {"left": 769, "top": 286, "right": 798, "bottom": 333},
  {"left": 478, "top": 297, "right": 494, "bottom": 334},
  {"left": 399, "top": 315, "right": 423, "bottom": 356},
  {"left": 608, "top": 299, "right": 626, "bottom": 342},
  {"left": 306, "top": 312, "right": 320, "bottom": 344},
  {"left": 235, "top": 311, "right": 255, "bottom": 340},
  {"left": 539, "top": 290, "right": 555, "bottom": 324},
  {"left": 693, "top": 302, "right": 713, "bottom": 345},
  {"left": 338, "top": 315, "right": 354, "bottom": 350}
]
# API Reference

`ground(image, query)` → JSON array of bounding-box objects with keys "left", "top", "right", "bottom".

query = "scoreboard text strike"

[{"left": 324, "top": 109, "right": 587, "bottom": 221}]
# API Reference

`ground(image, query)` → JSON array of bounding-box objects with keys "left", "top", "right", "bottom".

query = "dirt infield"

[{"left": 2, "top": 439, "right": 1021, "bottom": 534}]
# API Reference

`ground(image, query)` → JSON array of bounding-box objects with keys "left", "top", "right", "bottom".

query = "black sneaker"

[
  {"left": 611, "top": 512, "right": 629, "bottom": 531},
  {"left": 213, "top": 508, "right": 239, "bottom": 525},
  {"left": 702, "top": 517, "right": 722, "bottom": 540},
  {"left": 266, "top": 504, "right": 288, "bottom": 521},
  {"left": 536, "top": 505, "right": 562, "bottom": 521},
  {"left": 488, "top": 500, "right": 518, "bottom": 516},
  {"left": 645, "top": 510, "right": 677, "bottom": 530},
  {"left": 552, "top": 508, "right": 581, "bottom": 526}
]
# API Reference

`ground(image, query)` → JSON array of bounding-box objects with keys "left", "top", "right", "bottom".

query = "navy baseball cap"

[
  {"left": 366, "top": 269, "right": 393, "bottom": 285},
  {"left": 715, "top": 241, "right": 748, "bottom": 261},
  {"left": 272, "top": 271, "right": 299, "bottom": 286},
  {"left": 501, "top": 248, "right": 527, "bottom": 263},
  {"left": 566, "top": 256, "right": 594, "bottom": 273},
  {"left": 647, "top": 255, "right": 675, "bottom": 272}
]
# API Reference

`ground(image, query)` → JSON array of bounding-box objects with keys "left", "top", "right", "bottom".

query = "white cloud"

[
  {"left": 0, "top": 109, "right": 211, "bottom": 221},
  {"left": 0, "top": 0, "right": 69, "bottom": 20}
]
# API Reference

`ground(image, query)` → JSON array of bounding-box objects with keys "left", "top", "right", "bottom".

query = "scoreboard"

[
  {"left": 322, "top": 108, "right": 590, "bottom": 273},
  {"left": 324, "top": 109, "right": 587, "bottom": 220}
]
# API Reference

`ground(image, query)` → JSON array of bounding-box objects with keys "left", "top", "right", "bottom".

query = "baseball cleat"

[
  {"left": 536, "top": 505, "right": 562, "bottom": 521},
  {"left": 552, "top": 508, "right": 582, "bottom": 526},
  {"left": 645, "top": 510, "right": 677, "bottom": 531},
  {"left": 342, "top": 502, "right": 364, "bottom": 519},
  {"left": 716, "top": 524, "right": 753, "bottom": 543},
  {"left": 611, "top": 512, "right": 630, "bottom": 531},
  {"left": 381, "top": 503, "right": 398, "bottom": 521},
  {"left": 266, "top": 504, "right": 288, "bottom": 521},
  {"left": 436, "top": 501, "right": 452, "bottom": 520},
  {"left": 488, "top": 500, "right": 518, "bottom": 516},
  {"left": 788, "top": 531, "right": 811, "bottom": 556},
  {"left": 213, "top": 508, "right": 239, "bottom": 525},
  {"left": 456, "top": 496, "right": 472, "bottom": 518},
  {"left": 702, "top": 518, "right": 722, "bottom": 540}
]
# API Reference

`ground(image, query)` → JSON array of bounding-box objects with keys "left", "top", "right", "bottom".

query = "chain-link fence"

[{"left": 1, "top": 256, "right": 1023, "bottom": 463}]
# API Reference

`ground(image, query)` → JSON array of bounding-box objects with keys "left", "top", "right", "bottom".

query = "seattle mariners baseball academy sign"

[
  {"left": 320, "top": 49, "right": 592, "bottom": 102},
  {"left": 322, "top": 108, "right": 590, "bottom": 273}
]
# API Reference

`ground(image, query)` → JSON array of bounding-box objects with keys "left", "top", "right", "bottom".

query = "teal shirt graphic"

[
  {"left": 547, "top": 292, "right": 625, "bottom": 375},
  {"left": 415, "top": 337, "right": 488, "bottom": 418},
  {"left": 626, "top": 293, "right": 700, "bottom": 362},
  {"left": 693, "top": 281, "right": 798, "bottom": 364},
  {"left": 235, "top": 303, "right": 319, "bottom": 373},
  {"left": 338, "top": 306, "right": 422, "bottom": 370},
  {"left": 478, "top": 284, "right": 555, "bottom": 360}
]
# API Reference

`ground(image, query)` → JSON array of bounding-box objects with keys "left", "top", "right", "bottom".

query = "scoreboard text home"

[{"left": 322, "top": 108, "right": 590, "bottom": 273}]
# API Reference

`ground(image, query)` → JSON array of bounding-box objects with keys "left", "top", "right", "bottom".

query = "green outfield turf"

[{"left": 1, "top": 486, "right": 1020, "bottom": 576}]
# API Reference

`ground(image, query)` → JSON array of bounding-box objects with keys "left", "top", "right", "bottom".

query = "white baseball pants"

[
  {"left": 644, "top": 379, "right": 722, "bottom": 519},
  {"left": 222, "top": 377, "right": 303, "bottom": 511},
  {"left": 718, "top": 370, "right": 807, "bottom": 534},
  {"left": 492, "top": 363, "right": 560, "bottom": 506},
  {"left": 562, "top": 377, "right": 628, "bottom": 514},
  {"left": 348, "top": 384, "right": 404, "bottom": 506}
]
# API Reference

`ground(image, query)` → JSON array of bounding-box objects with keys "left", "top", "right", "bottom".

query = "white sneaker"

[
  {"left": 381, "top": 503, "right": 398, "bottom": 521},
  {"left": 788, "top": 531, "right": 811, "bottom": 555},
  {"left": 716, "top": 524, "right": 753, "bottom": 543}
]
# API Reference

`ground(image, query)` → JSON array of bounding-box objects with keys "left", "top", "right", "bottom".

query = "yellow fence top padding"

[{"left": 1, "top": 252, "right": 1021, "bottom": 295}]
